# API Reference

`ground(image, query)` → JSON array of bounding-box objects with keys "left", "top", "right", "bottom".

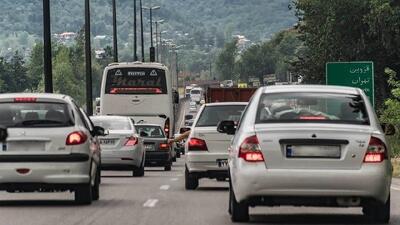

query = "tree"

[
  {"left": 26, "top": 43, "right": 43, "bottom": 91},
  {"left": 216, "top": 39, "right": 238, "bottom": 80}
]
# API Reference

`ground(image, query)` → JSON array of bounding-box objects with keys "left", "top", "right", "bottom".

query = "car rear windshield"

[
  {"left": 91, "top": 117, "right": 132, "bottom": 130},
  {"left": 196, "top": 105, "right": 246, "bottom": 127},
  {"left": 136, "top": 126, "right": 165, "bottom": 138},
  {"left": 191, "top": 90, "right": 201, "bottom": 95},
  {"left": 0, "top": 102, "right": 73, "bottom": 128},
  {"left": 256, "top": 93, "right": 370, "bottom": 125}
]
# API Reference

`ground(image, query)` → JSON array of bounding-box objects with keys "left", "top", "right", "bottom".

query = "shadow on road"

[
  {"left": 249, "top": 214, "right": 368, "bottom": 224},
  {"left": 0, "top": 200, "right": 77, "bottom": 207},
  {"left": 196, "top": 186, "right": 229, "bottom": 192}
]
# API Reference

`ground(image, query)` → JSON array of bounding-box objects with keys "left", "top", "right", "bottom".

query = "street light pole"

[
  {"left": 43, "top": 0, "right": 53, "bottom": 93},
  {"left": 133, "top": 0, "right": 138, "bottom": 61},
  {"left": 139, "top": 0, "right": 144, "bottom": 62},
  {"left": 112, "top": 0, "right": 118, "bottom": 62},
  {"left": 142, "top": 6, "right": 160, "bottom": 62},
  {"left": 85, "top": 0, "right": 93, "bottom": 115},
  {"left": 155, "top": 21, "right": 158, "bottom": 62},
  {"left": 152, "top": 20, "right": 164, "bottom": 62}
]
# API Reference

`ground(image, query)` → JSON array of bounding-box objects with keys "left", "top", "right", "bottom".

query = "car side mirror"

[
  {"left": 93, "top": 126, "right": 106, "bottom": 136},
  {"left": 381, "top": 123, "right": 396, "bottom": 136},
  {"left": 0, "top": 126, "right": 8, "bottom": 142},
  {"left": 217, "top": 120, "right": 236, "bottom": 135},
  {"left": 184, "top": 115, "right": 193, "bottom": 120},
  {"left": 180, "top": 127, "right": 191, "bottom": 134},
  {"left": 140, "top": 131, "right": 149, "bottom": 137}
]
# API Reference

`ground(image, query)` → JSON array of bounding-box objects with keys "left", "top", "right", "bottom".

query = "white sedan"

[{"left": 219, "top": 85, "right": 394, "bottom": 223}]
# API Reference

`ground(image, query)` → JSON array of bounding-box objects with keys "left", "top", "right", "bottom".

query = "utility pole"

[
  {"left": 112, "top": 0, "right": 118, "bottom": 62},
  {"left": 142, "top": 6, "right": 160, "bottom": 62},
  {"left": 133, "top": 0, "right": 138, "bottom": 61},
  {"left": 140, "top": 0, "right": 145, "bottom": 62},
  {"left": 43, "top": 0, "right": 53, "bottom": 93},
  {"left": 85, "top": 0, "right": 93, "bottom": 115}
]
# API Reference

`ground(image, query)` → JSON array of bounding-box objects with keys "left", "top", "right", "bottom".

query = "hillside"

[{"left": 0, "top": 0, "right": 296, "bottom": 52}]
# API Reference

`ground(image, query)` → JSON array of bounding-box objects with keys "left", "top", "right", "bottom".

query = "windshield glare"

[
  {"left": 136, "top": 126, "right": 165, "bottom": 138},
  {"left": 196, "top": 105, "right": 246, "bottom": 127},
  {"left": 256, "top": 93, "right": 369, "bottom": 125},
  {"left": 91, "top": 118, "right": 131, "bottom": 130}
]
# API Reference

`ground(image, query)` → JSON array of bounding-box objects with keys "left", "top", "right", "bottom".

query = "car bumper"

[
  {"left": 232, "top": 161, "right": 392, "bottom": 204},
  {"left": 145, "top": 151, "right": 170, "bottom": 166},
  {"left": 0, "top": 161, "right": 91, "bottom": 187},
  {"left": 186, "top": 152, "right": 228, "bottom": 173},
  {"left": 101, "top": 149, "right": 143, "bottom": 168}
]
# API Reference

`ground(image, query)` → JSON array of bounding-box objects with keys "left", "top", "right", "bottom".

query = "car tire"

[
  {"left": 176, "top": 151, "right": 181, "bottom": 158},
  {"left": 75, "top": 183, "right": 93, "bottom": 205},
  {"left": 91, "top": 168, "right": 100, "bottom": 201},
  {"left": 133, "top": 155, "right": 145, "bottom": 177},
  {"left": 363, "top": 196, "right": 390, "bottom": 224},
  {"left": 229, "top": 183, "right": 249, "bottom": 222},
  {"left": 164, "top": 164, "right": 172, "bottom": 171},
  {"left": 185, "top": 167, "right": 198, "bottom": 190}
]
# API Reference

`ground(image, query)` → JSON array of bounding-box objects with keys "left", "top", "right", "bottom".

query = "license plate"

[
  {"left": 217, "top": 159, "right": 228, "bottom": 167},
  {"left": 100, "top": 139, "right": 115, "bottom": 145},
  {"left": 286, "top": 145, "right": 341, "bottom": 158},
  {"left": 7, "top": 142, "right": 44, "bottom": 151},
  {"left": 144, "top": 144, "right": 155, "bottom": 151}
]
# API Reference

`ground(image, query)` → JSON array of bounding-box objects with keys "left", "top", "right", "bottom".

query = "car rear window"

[
  {"left": 256, "top": 93, "right": 370, "bottom": 125},
  {"left": 91, "top": 117, "right": 132, "bottom": 130},
  {"left": 191, "top": 90, "right": 201, "bottom": 95},
  {"left": 0, "top": 102, "right": 73, "bottom": 128},
  {"left": 136, "top": 125, "right": 165, "bottom": 138},
  {"left": 196, "top": 105, "right": 246, "bottom": 127}
]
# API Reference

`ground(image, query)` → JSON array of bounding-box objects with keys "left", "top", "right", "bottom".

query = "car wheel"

[
  {"left": 164, "top": 163, "right": 172, "bottom": 171},
  {"left": 185, "top": 167, "right": 198, "bottom": 190},
  {"left": 230, "top": 184, "right": 249, "bottom": 222},
  {"left": 75, "top": 183, "right": 93, "bottom": 205},
  {"left": 91, "top": 168, "right": 100, "bottom": 201},
  {"left": 133, "top": 155, "right": 145, "bottom": 177},
  {"left": 176, "top": 151, "right": 181, "bottom": 158},
  {"left": 363, "top": 195, "right": 390, "bottom": 224}
]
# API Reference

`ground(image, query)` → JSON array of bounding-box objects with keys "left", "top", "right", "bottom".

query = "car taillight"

[
  {"left": 363, "top": 136, "right": 387, "bottom": 163},
  {"left": 239, "top": 135, "right": 264, "bottom": 162},
  {"left": 159, "top": 143, "right": 169, "bottom": 150},
  {"left": 66, "top": 131, "right": 87, "bottom": 145},
  {"left": 124, "top": 136, "right": 138, "bottom": 146},
  {"left": 188, "top": 138, "right": 208, "bottom": 151},
  {"left": 14, "top": 97, "right": 37, "bottom": 103},
  {"left": 164, "top": 118, "right": 170, "bottom": 137}
]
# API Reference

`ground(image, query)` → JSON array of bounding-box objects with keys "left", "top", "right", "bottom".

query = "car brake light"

[
  {"left": 66, "top": 131, "right": 87, "bottom": 145},
  {"left": 164, "top": 118, "right": 170, "bottom": 137},
  {"left": 14, "top": 97, "right": 37, "bottom": 103},
  {"left": 239, "top": 135, "right": 264, "bottom": 162},
  {"left": 124, "top": 136, "right": 138, "bottom": 146},
  {"left": 188, "top": 137, "right": 208, "bottom": 151},
  {"left": 363, "top": 136, "right": 387, "bottom": 163},
  {"left": 159, "top": 143, "right": 169, "bottom": 150}
]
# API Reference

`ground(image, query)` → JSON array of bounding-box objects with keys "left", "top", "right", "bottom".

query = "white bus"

[{"left": 100, "top": 62, "right": 178, "bottom": 137}]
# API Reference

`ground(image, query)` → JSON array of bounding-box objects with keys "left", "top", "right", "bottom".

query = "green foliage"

[{"left": 216, "top": 39, "right": 238, "bottom": 80}]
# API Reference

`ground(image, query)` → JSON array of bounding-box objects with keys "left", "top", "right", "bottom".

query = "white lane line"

[
  {"left": 391, "top": 186, "right": 400, "bottom": 191},
  {"left": 160, "top": 185, "right": 170, "bottom": 190},
  {"left": 143, "top": 199, "right": 159, "bottom": 208},
  {"left": 170, "top": 178, "right": 179, "bottom": 181}
]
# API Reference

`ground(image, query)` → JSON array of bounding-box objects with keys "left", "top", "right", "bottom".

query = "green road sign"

[{"left": 326, "top": 61, "right": 374, "bottom": 106}]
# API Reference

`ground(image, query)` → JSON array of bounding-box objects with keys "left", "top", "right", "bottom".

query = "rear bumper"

[
  {"left": 0, "top": 183, "right": 87, "bottom": 192},
  {"left": 186, "top": 152, "right": 228, "bottom": 173},
  {"left": 0, "top": 153, "right": 89, "bottom": 162},
  {"left": 145, "top": 151, "right": 171, "bottom": 166},
  {"left": 232, "top": 161, "right": 392, "bottom": 204},
  {"left": 101, "top": 150, "right": 142, "bottom": 168},
  {"left": 0, "top": 161, "right": 91, "bottom": 187}
]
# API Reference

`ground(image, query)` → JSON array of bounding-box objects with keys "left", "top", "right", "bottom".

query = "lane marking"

[
  {"left": 160, "top": 185, "right": 170, "bottom": 190},
  {"left": 170, "top": 178, "right": 179, "bottom": 181},
  {"left": 391, "top": 186, "right": 400, "bottom": 191},
  {"left": 143, "top": 199, "right": 159, "bottom": 208}
]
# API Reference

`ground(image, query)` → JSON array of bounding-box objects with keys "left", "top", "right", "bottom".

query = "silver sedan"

[
  {"left": 220, "top": 85, "right": 394, "bottom": 223},
  {"left": 91, "top": 116, "right": 145, "bottom": 177}
]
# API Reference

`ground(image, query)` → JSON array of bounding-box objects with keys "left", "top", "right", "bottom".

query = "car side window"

[
  {"left": 79, "top": 108, "right": 94, "bottom": 132},
  {"left": 71, "top": 101, "right": 92, "bottom": 132}
]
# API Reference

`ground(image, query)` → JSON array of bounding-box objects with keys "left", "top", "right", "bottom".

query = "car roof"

[
  {"left": 261, "top": 85, "right": 360, "bottom": 95},
  {"left": 135, "top": 124, "right": 162, "bottom": 127},
  {"left": 204, "top": 102, "right": 248, "bottom": 107},
  {"left": 90, "top": 115, "right": 131, "bottom": 121},
  {"left": 0, "top": 93, "right": 71, "bottom": 103}
]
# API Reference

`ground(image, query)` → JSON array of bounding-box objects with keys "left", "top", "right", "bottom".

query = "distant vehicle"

[
  {"left": 135, "top": 124, "right": 173, "bottom": 171},
  {"left": 95, "top": 97, "right": 101, "bottom": 115},
  {"left": 220, "top": 80, "right": 234, "bottom": 88},
  {"left": 174, "top": 127, "right": 191, "bottom": 157},
  {"left": 185, "top": 86, "right": 193, "bottom": 98},
  {"left": 0, "top": 93, "right": 105, "bottom": 204},
  {"left": 184, "top": 102, "right": 247, "bottom": 190},
  {"left": 189, "top": 101, "right": 197, "bottom": 112},
  {"left": 90, "top": 115, "right": 145, "bottom": 177},
  {"left": 221, "top": 85, "right": 394, "bottom": 223},
  {"left": 100, "top": 62, "right": 178, "bottom": 139},
  {"left": 190, "top": 88, "right": 203, "bottom": 104},
  {"left": 205, "top": 87, "right": 257, "bottom": 103}
]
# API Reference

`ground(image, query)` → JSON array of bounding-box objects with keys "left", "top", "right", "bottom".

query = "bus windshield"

[{"left": 105, "top": 67, "right": 167, "bottom": 95}]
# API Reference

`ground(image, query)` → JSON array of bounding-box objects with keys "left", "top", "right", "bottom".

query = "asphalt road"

[{"left": 0, "top": 99, "right": 399, "bottom": 225}]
